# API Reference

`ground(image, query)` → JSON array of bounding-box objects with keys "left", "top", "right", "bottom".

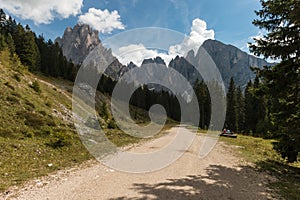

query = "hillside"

[
  {"left": 0, "top": 50, "right": 166, "bottom": 192},
  {"left": 0, "top": 50, "right": 90, "bottom": 191}
]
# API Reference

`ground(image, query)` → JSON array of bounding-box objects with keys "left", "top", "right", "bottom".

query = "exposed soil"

[{"left": 2, "top": 127, "right": 276, "bottom": 200}]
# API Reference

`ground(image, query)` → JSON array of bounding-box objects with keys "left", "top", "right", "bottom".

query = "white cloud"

[
  {"left": 250, "top": 30, "right": 266, "bottom": 41},
  {"left": 115, "top": 44, "right": 174, "bottom": 66},
  {"left": 78, "top": 8, "right": 125, "bottom": 34},
  {"left": 112, "top": 18, "right": 214, "bottom": 66},
  {"left": 0, "top": 0, "right": 83, "bottom": 24},
  {"left": 169, "top": 18, "right": 214, "bottom": 56}
]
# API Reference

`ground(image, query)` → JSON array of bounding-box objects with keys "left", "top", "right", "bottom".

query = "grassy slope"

[
  {"left": 0, "top": 50, "right": 93, "bottom": 191},
  {"left": 220, "top": 135, "right": 300, "bottom": 200},
  {"left": 0, "top": 50, "right": 176, "bottom": 192}
]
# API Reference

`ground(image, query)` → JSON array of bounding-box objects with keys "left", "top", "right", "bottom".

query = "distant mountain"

[
  {"left": 121, "top": 57, "right": 168, "bottom": 88},
  {"left": 201, "top": 39, "right": 270, "bottom": 88},
  {"left": 55, "top": 24, "right": 101, "bottom": 65},
  {"left": 56, "top": 25, "right": 271, "bottom": 89},
  {"left": 169, "top": 55, "right": 201, "bottom": 85},
  {"left": 169, "top": 39, "right": 271, "bottom": 88},
  {"left": 56, "top": 24, "right": 125, "bottom": 80},
  {"left": 128, "top": 41, "right": 271, "bottom": 89}
]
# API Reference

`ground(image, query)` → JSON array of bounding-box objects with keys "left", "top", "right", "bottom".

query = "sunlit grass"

[{"left": 221, "top": 134, "right": 300, "bottom": 200}]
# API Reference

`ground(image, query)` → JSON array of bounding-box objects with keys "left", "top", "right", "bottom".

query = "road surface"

[{"left": 5, "top": 127, "right": 275, "bottom": 200}]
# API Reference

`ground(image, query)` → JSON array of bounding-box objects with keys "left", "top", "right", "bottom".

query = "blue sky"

[{"left": 0, "top": 0, "right": 263, "bottom": 64}]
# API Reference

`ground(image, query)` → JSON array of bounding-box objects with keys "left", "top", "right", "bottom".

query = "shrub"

[
  {"left": 30, "top": 80, "right": 41, "bottom": 94},
  {"left": 45, "top": 117, "right": 56, "bottom": 127},
  {"left": 273, "top": 136, "right": 299, "bottom": 163},
  {"left": 6, "top": 95, "right": 19, "bottom": 104},
  {"left": 0, "top": 127, "right": 14, "bottom": 137},
  {"left": 21, "top": 126, "right": 34, "bottom": 138},
  {"left": 39, "top": 110, "right": 47, "bottom": 116},
  {"left": 107, "top": 119, "right": 118, "bottom": 129},
  {"left": 45, "top": 101, "right": 52, "bottom": 107},
  {"left": 18, "top": 111, "right": 45, "bottom": 128},
  {"left": 24, "top": 99, "right": 35, "bottom": 109},
  {"left": 13, "top": 73, "right": 21, "bottom": 82},
  {"left": 100, "top": 102, "right": 110, "bottom": 120},
  {"left": 4, "top": 82, "right": 14, "bottom": 90},
  {"left": 40, "top": 126, "right": 53, "bottom": 135},
  {"left": 49, "top": 132, "right": 72, "bottom": 148},
  {"left": 11, "top": 91, "right": 21, "bottom": 98}
]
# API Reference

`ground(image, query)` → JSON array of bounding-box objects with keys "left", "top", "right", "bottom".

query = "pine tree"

[
  {"left": 194, "top": 79, "right": 211, "bottom": 129},
  {"left": 0, "top": 34, "right": 7, "bottom": 50},
  {"left": 0, "top": 9, "right": 6, "bottom": 34},
  {"left": 249, "top": 0, "right": 300, "bottom": 162},
  {"left": 252, "top": 76, "right": 266, "bottom": 136},
  {"left": 225, "top": 78, "right": 237, "bottom": 131},
  {"left": 13, "top": 24, "right": 40, "bottom": 71},
  {"left": 244, "top": 80, "right": 255, "bottom": 134},
  {"left": 6, "top": 33, "right": 15, "bottom": 56},
  {"left": 236, "top": 86, "right": 245, "bottom": 133}
]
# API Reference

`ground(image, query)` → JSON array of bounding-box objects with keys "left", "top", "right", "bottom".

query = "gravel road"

[{"left": 5, "top": 127, "right": 275, "bottom": 200}]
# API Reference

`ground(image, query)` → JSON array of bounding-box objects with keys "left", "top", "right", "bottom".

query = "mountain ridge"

[{"left": 56, "top": 24, "right": 272, "bottom": 88}]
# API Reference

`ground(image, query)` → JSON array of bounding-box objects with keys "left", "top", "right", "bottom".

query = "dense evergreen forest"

[{"left": 0, "top": 9, "right": 78, "bottom": 81}]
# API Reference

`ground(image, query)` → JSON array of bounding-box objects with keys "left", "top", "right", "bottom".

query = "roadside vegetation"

[{"left": 221, "top": 135, "right": 300, "bottom": 200}]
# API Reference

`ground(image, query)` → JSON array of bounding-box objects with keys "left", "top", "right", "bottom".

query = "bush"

[
  {"left": 49, "top": 132, "right": 72, "bottom": 148},
  {"left": 107, "top": 119, "right": 118, "bottom": 129},
  {"left": 13, "top": 73, "right": 21, "bottom": 82},
  {"left": 39, "top": 110, "right": 47, "bottom": 116},
  {"left": 45, "top": 101, "right": 52, "bottom": 107},
  {"left": 4, "top": 82, "right": 14, "bottom": 90},
  {"left": 18, "top": 111, "right": 45, "bottom": 128},
  {"left": 100, "top": 102, "right": 110, "bottom": 120},
  {"left": 30, "top": 80, "right": 41, "bottom": 94},
  {"left": 24, "top": 99, "right": 35, "bottom": 110},
  {"left": 6, "top": 95, "right": 19, "bottom": 104},
  {"left": 0, "top": 127, "right": 14, "bottom": 137},
  {"left": 274, "top": 137, "right": 299, "bottom": 163},
  {"left": 11, "top": 91, "right": 21, "bottom": 98},
  {"left": 21, "top": 126, "right": 34, "bottom": 138},
  {"left": 39, "top": 126, "right": 53, "bottom": 135}
]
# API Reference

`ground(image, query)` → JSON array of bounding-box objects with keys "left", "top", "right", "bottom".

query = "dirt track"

[{"left": 6, "top": 127, "right": 275, "bottom": 200}]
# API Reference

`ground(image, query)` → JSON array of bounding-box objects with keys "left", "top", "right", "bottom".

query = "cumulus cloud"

[
  {"left": 169, "top": 18, "right": 214, "bottom": 56},
  {"left": 113, "top": 18, "right": 214, "bottom": 66},
  {"left": 115, "top": 44, "right": 173, "bottom": 66},
  {"left": 0, "top": 0, "right": 83, "bottom": 24},
  {"left": 78, "top": 8, "right": 125, "bottom": 34}
]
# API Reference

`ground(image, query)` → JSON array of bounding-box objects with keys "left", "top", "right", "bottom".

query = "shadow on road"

[{"left": 110, "top": 164, "right": 273, "bottom": 200}]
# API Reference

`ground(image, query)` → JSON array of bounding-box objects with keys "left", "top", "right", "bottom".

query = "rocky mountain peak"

[
  {"left": 141, "top": 57, "right": 166, "bottom": 66},
  {"left": 200, "top": 39, "right": 271, "bottom": 88},
  {"left": 55, "top": 24, "right": 101, "bottom": 65}
]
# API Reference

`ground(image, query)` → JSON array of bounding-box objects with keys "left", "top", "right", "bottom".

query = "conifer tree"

[
  {"left": 225, "top": 78, "right": 237, "bottom": 131},
  {"left": 0, "top": 9, "right": 6, "bottom": 34},
  {"left": 13, "top": 24, "right": 40, "bottom": 71},
  {"left": 244, "top": 80, "right": 255, "bottom": 134},
  {"left": 236, "top": 86, "right": 245, "bottom": 133},
  {"left": 249, "top": 0, "right": 300, "bottom": 162}
]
